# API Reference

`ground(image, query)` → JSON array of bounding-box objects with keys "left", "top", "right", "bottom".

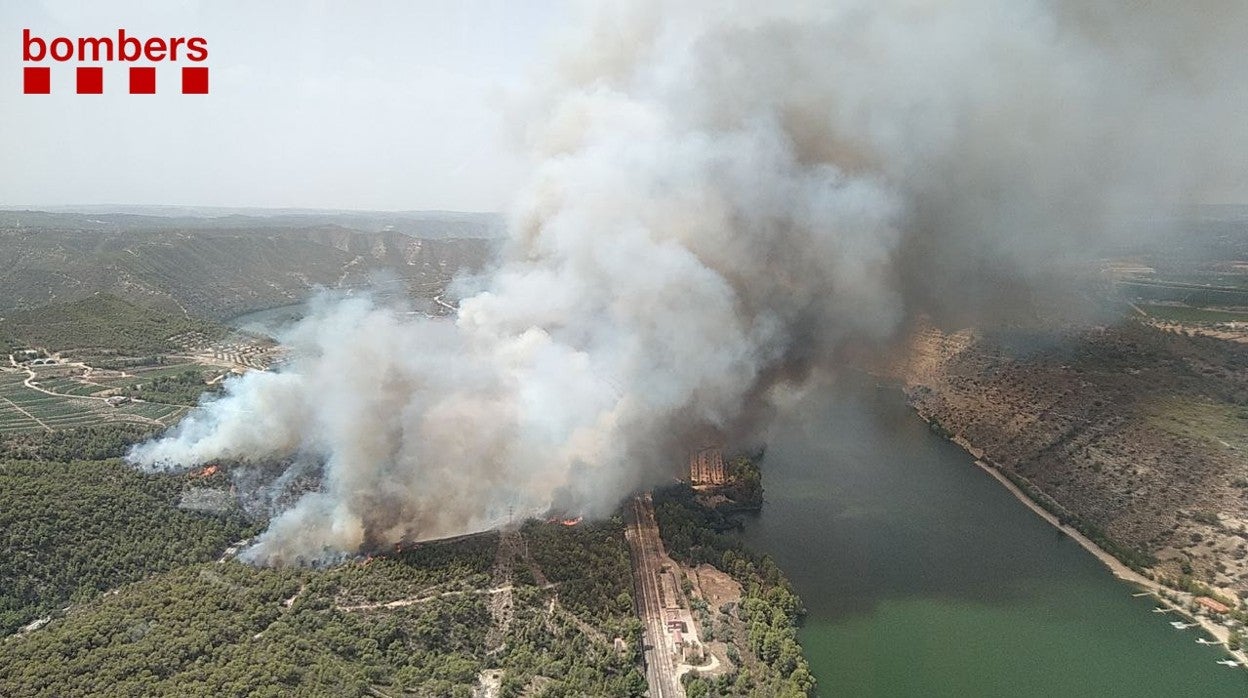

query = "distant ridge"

[
  {"left": 0, "top": 214, "right": 496, "bottom": 319},
  {"left": 0, "top": 207, "right": 504, "bottom": 239},
  {"left": 0, "top": 204, "right": 496, "bottom": 216}
]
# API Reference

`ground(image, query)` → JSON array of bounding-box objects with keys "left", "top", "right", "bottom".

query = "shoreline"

[
  {"left": 912, "top": 406, "right": 1248, "bottom": 668},
  {"left": 972, "top": 459, "right": 1150, "bottom": 588}
]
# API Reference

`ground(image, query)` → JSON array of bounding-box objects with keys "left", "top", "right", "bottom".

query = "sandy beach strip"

[
  {"left": 971, "top": 457, "right": 1248, "bottom": 668},
  {"left": 908, "top": 402, "right": 1247, "bottom": 667}
]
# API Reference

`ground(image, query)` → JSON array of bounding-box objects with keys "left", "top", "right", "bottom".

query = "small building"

[{"left": 1195, "top": 596, "right": 1232, "bottom": 614}]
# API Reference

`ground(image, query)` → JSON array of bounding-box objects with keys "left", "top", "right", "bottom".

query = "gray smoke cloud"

[{"left": 128, "top": 0, "right": 1247, "bottom": 564}]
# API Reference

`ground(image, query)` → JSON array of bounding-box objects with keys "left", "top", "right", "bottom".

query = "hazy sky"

[{"left": 1, "top": 1, "right": 570, "bottom": 211}]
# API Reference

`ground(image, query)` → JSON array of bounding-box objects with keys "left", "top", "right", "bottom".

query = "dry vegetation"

[
  {"left": 896, "top": 320, "right": 1248, "bottom": 600},
  {"left": 0, "top": 216, "right": 496, "bottom": 320}
]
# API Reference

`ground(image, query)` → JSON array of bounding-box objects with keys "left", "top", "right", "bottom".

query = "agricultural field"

[
  {"left": 1, "top": 301, "right": 230, "bottom": 434},
  {"left": 0, "top": 368, "right": 189, "bottom": 433},
  {"left": 1114, "top": 273, "right": 1248, "bottom": 311},
  {"left": 0, "top": 373, "right": 38, "bottom": 433},
  {"left": 1137, "top": 303, "right": 1248, "bottom": 324},
  {"left": 117, "top": 401, "right": 189, "bottom": 422},
  {"left": 86, "top": 361, "right": 215, "bottom": 389},
  {"left": 31, "top": 376, "right": 101, "bottom": 397}
]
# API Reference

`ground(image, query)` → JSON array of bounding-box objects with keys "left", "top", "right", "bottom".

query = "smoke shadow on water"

[
  {"left": 738, "top": 372, "right": 1248, "bottom": 697},
  {"left": 740, "top": 373, "right": 1079, "bottom": 618}
]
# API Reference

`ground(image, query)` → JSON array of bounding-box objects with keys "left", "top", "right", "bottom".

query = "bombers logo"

[{"left": 21, "top": 29, "right": 209, "bottom": 94}]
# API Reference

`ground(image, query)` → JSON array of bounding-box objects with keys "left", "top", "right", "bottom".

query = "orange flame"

[{"left": 192, "top": 464, "right": 220, "bottom": 478}]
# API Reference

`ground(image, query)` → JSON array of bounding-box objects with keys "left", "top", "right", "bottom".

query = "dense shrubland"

[
  {"left": 0, "top": 423, "right": 156, "bottom": 461},
  {"left": 0, "top": 295, "right": 225, "bottom": 356},
  {"left": 125, "top": 369, "right": 221, "bottom": 406},
  {"left": 0, "top": 507, "right": 648, "bottom": 697},
  {"left": 0, "top": 458, "right": 255, "bottom": 636}
]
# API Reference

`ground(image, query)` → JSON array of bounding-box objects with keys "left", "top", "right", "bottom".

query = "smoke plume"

[{"left": 128, "top": 0, "right": 1248, "bottom": 564}]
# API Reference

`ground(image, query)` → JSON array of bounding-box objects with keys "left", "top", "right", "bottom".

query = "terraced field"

[
  {"left": 87, "top": 362, "right": 208, "bottom": 391},
  {"left": 33, "top": 376, "right": 103, "bottom": 396},
  {"left": 117, "top": 401, "right": 189, "bottom": 422},
  {"left": 126, "top": 363, "right": 204, "bottom": 379},
  {"left": 0, "top": 369, "right": 187, "bottom": 433},
  {"left": 0, "top": 373, "right": 41, "bottom": 432},
  {"left": 0, "top": 371, "right": 51, "bottom": 432},
  {"left": 61, "top": 382, "right": 109, "bottom": 396}
]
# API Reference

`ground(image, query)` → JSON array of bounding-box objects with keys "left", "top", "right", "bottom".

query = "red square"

[
  {"left": 23, "top": 66, "right": 50, "bottom": 94},
  {"left": 129, "top": 66, "right": 156, "bottom": 94},
  {"left": 181, "top": 66, "right": 208, "bottom": 94},
  {"left": 76, "top": 66, "right": 103, "bottom": 94}
]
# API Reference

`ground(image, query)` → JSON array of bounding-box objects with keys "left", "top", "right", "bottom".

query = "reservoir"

[
  {"left": 227, "top": 302, "right": 309, "bottom": 336},
  {"left": 742, "top": 376, "right": 1247, "bottom": 697},
  {"left": 227, "top": 295, "right": 441, "bottom": 337}
]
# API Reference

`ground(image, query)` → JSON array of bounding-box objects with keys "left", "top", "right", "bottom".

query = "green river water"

[{"left": 740, "top": 378, "right": 1247, "bottom": 697}]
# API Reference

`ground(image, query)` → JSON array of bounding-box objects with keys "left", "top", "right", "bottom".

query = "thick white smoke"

[{"left": 129, "top": 0, "right": 1247, "bottom": 564}]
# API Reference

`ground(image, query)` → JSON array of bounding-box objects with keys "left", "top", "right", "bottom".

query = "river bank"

[
  {"left": 741, "top": 379, "right": 1248, "bottom": 696},
  {"left": 895, "top": 322, "right": 1248, "bottom": 601},
  {"left": 913, "top": 405, "right": 1248, "bottom": 668},
  {"left": 649, "top": 485, "right": 818, "bottom": 697}
]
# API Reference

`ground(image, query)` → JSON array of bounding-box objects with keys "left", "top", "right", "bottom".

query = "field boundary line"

[{"left": 0, "top": 395, "right": 52, "bottom": 432}]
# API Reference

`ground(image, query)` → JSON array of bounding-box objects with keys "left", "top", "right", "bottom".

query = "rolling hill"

[{"left": 0, "top": 212, "right": 498, "bottom": 320}]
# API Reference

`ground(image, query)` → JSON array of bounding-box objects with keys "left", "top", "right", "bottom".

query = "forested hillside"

[
  {"left": 0, "top": 453, "right": 255, "bottom": 635},
  {"left": 0, "top": 295, "right": 226, "bottom": 355},
  {"left": 0, "top": 523, "right": 646, "bottom": 698},
  {"left": 0, "top": 214, "right": 496, "bottom": 320}
]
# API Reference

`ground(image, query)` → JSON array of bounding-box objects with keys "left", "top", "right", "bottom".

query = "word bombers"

[{"left": 21, "top": 29, "right": 209, "bottom": 94}]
